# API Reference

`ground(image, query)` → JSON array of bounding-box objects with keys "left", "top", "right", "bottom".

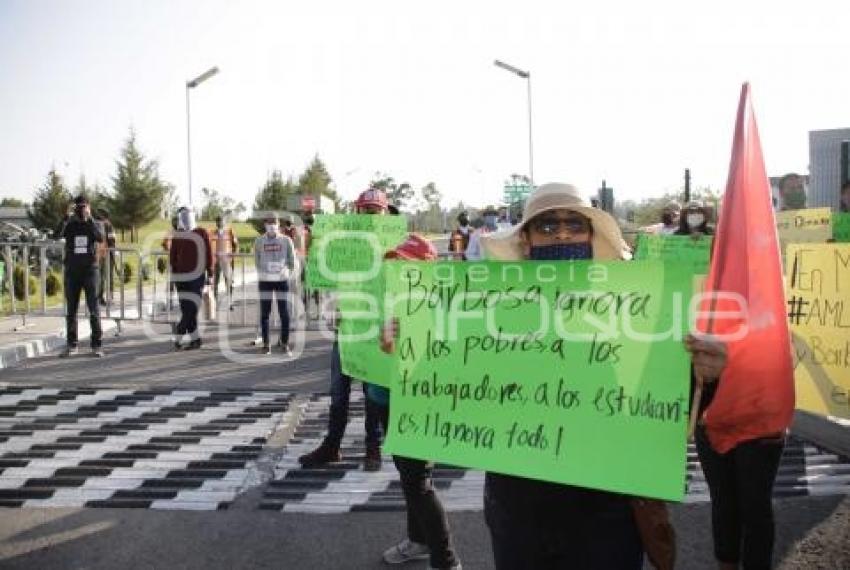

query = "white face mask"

[
  {"left": 686, "top": 213, "right": 705, "bottom": 228},
  {"left": 266, "top": 223, "right": 279, "bottom": 235}
]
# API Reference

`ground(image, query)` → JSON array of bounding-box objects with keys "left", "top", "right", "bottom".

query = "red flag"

[{"left": 696, "top": 83, "right": 795, "bottom": 453}]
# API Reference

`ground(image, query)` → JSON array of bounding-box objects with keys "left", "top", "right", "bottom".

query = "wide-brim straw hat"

[{"left": 481, "top": 183, "right": 631, "bottom": 261}]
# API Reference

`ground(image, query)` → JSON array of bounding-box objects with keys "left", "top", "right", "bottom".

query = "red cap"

[
  {"left": 384, "top": 234, "right": 437, "bottom": 261},
  {"left": 355, "top": 188, "right": 389, "bottom": 212}
]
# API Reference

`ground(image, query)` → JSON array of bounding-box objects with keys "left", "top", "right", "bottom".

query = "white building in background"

[{"left": 809, "top": 128, "right": 850, "bottom": 209}]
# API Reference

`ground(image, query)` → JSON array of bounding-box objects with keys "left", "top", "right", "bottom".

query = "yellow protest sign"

[
  {"left": 786, "top": 244, "right": 850, "bottom": 418},
  {"left": 776, "top": 208, "right": 832, "bottom": 249}
]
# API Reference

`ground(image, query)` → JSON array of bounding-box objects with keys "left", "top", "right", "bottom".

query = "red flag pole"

[{"left": 687, "top": 83, "right": 750, "bottom": 440}]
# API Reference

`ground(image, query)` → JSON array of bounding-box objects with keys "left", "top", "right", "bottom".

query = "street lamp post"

[
  {"left": 494, "top": 59, "right": 534, "bottom": 187},
  {"left": 186, "top": 66, "right": 220, "bottom": 207}
]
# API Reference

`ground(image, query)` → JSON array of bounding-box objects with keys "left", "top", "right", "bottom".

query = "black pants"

[
  {"left": 174, "top": 276, "right": 204, "bottom": 340},
  {"left": 369, "top": 402, "right": 458, "bottom": 569},
  {"left": 696, "top": 427, "right": 784, "bottom": 569},
  {"left": 392, "top": 456, "right": 460, "bottom": 569},
  {"left": 65, "top": 265, "right": 102, "bottom": 348},
  {"left": 484, "top": 474, "right": 643, "bottom": 570},
  {"left": 258, "top": 280, "right": 289, "bottom": 346}
]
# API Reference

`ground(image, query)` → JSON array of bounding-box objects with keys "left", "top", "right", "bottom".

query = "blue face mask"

[{"left": 529, "top": 242, "right": 593, "bottom": 260}]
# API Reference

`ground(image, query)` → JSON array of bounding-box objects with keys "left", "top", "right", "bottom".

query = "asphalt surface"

[
  {"left": 0, "top": 496, "right": 846, "bottom": 569},
  {"left": 0, "top": 315, "right": 848, "bottom": 569}
]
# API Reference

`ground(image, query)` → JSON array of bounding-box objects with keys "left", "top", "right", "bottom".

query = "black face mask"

[{"left": 529, "top": 242, "right": 593, "bottom": 260}]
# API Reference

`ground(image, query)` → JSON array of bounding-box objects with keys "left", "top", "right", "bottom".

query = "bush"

[
  {"left": 122, "top": 261, "right": 133, "bottom": 284},
  {"left": 12, "top": 266, "right": 37, "bottom": 301},
  {"left": 45, "top": 272, "right": 62, "bottom": 297},
  {"left": 156, "top": 257, "right": 168, "bottom": 274}
]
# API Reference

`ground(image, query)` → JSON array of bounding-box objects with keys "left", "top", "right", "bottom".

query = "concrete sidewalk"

[{"left": 0, "top": 270, "right": 263, "bottom": 369}]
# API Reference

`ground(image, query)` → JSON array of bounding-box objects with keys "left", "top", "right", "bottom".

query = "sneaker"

[
  {"left": 185, "top": 339, "right": 202, "bottom": 350},
  {"left": 298, "top": 443, "right": 341, "bottom": 467},
  {"left": 278, "top": 340, "right": 293, "bottom": 357},
  {"left": 91, "top": 348, "right": 104, "bottom": 358},
  {"left": 382, "top": 539, "right": 430, "bottom": 565},
  {"left": 260, "top": 345, "right": 271, "bottom": 355},
  {"left": 173, "top": 340, "right": 183, "bottom": 351},
  {"left": 59, "top": 346, "right": 79, "bottom": 358},
  {"left": 364, "top": 445, "right": 382, "bottom": 472}
]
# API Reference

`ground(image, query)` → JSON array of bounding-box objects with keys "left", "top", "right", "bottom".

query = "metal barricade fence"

[
  {"left": 1, "top": 241, "right": 65, "bottom": 329},
  {"left": 0, "top": 240, "right": 364, "bottom": 332}
]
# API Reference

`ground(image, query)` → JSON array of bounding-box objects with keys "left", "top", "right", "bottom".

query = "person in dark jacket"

[
  {"left": 55, "top": 195, "right": 105, "bottom": 357},
  {"left": 480, "top": 183, "right": 728, "bottom": 570},
  {"left": 168, "top": 207, "right": 213, "bottom": 350}
]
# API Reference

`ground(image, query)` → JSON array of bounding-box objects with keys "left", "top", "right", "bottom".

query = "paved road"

[{"left": 1, "top": 321, "right": 848, "bottom": 568}]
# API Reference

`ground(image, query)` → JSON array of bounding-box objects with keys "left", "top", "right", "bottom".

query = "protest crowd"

[{"left": 52, "top": 87, "right": 850, "bottom": 570}]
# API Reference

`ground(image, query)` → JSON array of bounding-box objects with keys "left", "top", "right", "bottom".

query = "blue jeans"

[
  {"left": 325, "top": 340, "right": 382, "bottom": 448},
  {"left": 259, "top": 280, "right": 289, "bottom": 346}
]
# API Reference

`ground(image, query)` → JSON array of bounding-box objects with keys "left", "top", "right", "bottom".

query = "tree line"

[{"left": 23, "top": 129, "right": 341, "bottom": 242}]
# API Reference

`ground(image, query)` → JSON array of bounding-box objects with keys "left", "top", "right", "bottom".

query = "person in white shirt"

[{"left": 253, "top": 214, "right": 296, "bottom": 355}]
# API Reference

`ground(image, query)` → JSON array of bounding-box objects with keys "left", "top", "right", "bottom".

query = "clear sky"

[{"left": 1, "top": 0, "right": 848, "bottom": 209}]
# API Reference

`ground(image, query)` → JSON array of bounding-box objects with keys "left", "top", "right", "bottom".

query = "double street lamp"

[
  {"left": 494, "top": 59, "right": 534, "bottom": 187},
  {"left": 186, "top": 66, "right": 220, "bottom": 206}
]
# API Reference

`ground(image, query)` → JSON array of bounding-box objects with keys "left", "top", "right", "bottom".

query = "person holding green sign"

[
  {"left": 374, "top": 233, "right": 462, "bottom": 570},
  {"left": 299, "top": 188, "right": 391, "bottom": 471},
  {"left": 675, "top": 200, "right": 714, "bottom": 238},
  {"left": 480, "top": 183, "right": 729, "bottom": 570}
]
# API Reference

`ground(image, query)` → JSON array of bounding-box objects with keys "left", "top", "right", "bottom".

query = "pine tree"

[
  {"left": 251, "top": 170, "right": 296, "bottom": 233},
  {"left": 28, "top": 168, "right": 72, "bottom": 232},
  {"left": 298, "top": 155, "right": 337, "bottom": 202},
  {"left": 111, "top": 129, "right": 169, "bottom": 242}
]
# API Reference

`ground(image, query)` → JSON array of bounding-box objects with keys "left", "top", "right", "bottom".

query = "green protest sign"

[
  {"left": 833, "top": 213, "right": 850, "bottom": 243},
  {"left": 337, "top": 269, "right": 395, "bottom": 386},
  {"left": 634, "top": 234, "right": 711, "bottom": 274},
  {"left": 305, "top": 214, "right": 408, "bottom": 290},
  {"left": 381, "top": 260, "right": 693, "bottom": 501}
]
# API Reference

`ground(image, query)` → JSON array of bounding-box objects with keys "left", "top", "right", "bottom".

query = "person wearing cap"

[
  {"left": 675, "top": 201, "right": 714, "bottom": 237},
  {"left": 94, "top": 208, "right": 118, "bottom": 306},
  {"left": 480, "top": 183, "right": 728, "bottom": 569},
  {"left": 169, "top": 207, "right": 213, "bottom": 350},
  {"left": 448, "top": 212, "right": 472, "bottom": 260},
  {"left": 213, "top": 215, "right": 239, "bottom": 308},
  {"left": 298, "top": 187, "right": 390, "bottom": 471},
  {"left": 55, "top": 195, "right": 105, "bottom": 357},
  {"left": 254, "top": 213, "right": 296, "bottom": 355},
  {"left": 376, "top": 233, "right": 462, "bottom": 570}
]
